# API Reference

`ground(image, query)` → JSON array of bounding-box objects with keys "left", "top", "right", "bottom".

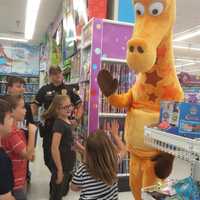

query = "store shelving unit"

[
  {"left": 178, "top": 72, "right": 200, "bottom": 103},
  {"left": 143, "top": 126, "right": 200, "bottom": 199},
  {"left": 76, "top": 18, "right": 135, "bottom": 191}
]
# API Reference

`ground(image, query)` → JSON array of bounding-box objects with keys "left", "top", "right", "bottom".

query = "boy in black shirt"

[{"left": 0, "top": 99, "right": 15, "bottom": 200}]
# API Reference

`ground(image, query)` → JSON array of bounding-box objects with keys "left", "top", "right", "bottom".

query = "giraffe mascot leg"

[{"left": 97, "top": 0, "right": 184, "bottom": 199}]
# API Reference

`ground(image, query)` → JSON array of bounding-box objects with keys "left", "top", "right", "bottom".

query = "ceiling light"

[
  {"left": 174, "top": 25, "right": 200, "bottom": 42},
  {"left": 174, "top": 45, "right": 200, "bottom": 52},
  {"left": 176, "top": 62, "right": 195, "bottom": 68},
  {"left": 174, "top": 31, "right": 200, "bottom": 42},
  {"left": 176, "top": 58, "right": 200, "bottom": 64},
  {"left": 25, "top": 0, "right": 41, "bottom": 40},
  {"left": 0, "top": 36, "right": 28, "bottom": 42}
]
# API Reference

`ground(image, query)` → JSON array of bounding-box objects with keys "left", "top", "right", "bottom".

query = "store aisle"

[{"left": 28, "top": 139, "right": 133, "bottom": 200}]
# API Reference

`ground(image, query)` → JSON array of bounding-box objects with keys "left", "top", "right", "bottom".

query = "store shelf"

[
  {"left": 0, "top": 82, "right": 39, "bottom": 85},
  {"left": 0, "top": 73, "right": 39, "bottom": 78},
  {"left": 101, "top": 57, "right": 126, "bottom": 64},
  {"left": 82, "top": 41, "right": 91, "bottom": 49},
  {"left": 144, "top": 127, "right": 200, "bottom": 161},
  {"left": 99, "top": 113, "right": 127, "bottom": 118},
  {"left": 117, "top": 173, "right": 130, "bottom": 177}
]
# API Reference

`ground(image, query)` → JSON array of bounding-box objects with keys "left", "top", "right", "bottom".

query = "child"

[
  {"left": 0, "top": 99, "right": 15, "bottom": 200},
  {"left": 7, "top": 76, "right": 37, "bottom": 183},
  {"left": 71, "top": 120, "right": 127, "bottom": 200},
  {"left": 42, "top": 95, "right": 76, "bottom": 200},
  {"left": 1, "top": 95, "right": 35, "bottom": 200}
]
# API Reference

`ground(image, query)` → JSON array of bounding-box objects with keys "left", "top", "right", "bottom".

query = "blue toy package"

[
  {"left": 178, "top": 103, "right": 200, "bottom": 139},
  {"left": 159, "top": 101, "right": 181, "bottom": 135},
  {"left": 173, "top": 177, "right": 200, "bottom": 200}
]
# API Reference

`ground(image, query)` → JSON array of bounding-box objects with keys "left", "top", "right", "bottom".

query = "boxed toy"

[
  {"left": 178, "top": 103, "right": 200, "bottom": 139},
  {"left": 173, "top": 177, "right": 200, "bottom": 200},
  {"left": 159, "top": 101, "right": 181, "bottom": 135},
  {"left": 159, "top": 101, "right": 200, "bottom": 139}
]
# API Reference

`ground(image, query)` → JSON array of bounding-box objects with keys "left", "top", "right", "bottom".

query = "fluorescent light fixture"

[
  {"left": 176, "top": 62, "right": 195, "bottom": 68},
  {"left": 0, "top": 36, "right": 28, "bottom": 42},
  {"left": 25, "top": 0, "right": 41, "bottom": 40},
  {"left": 174, "top": 45, "right": 200, "bottom": 52},
  {"left": 174, "top": 31, "right": 200, "bottom": 42},
  {"left": 176, "top": 58, "right": 200, "bottom": 64},
  {"left": 174, "top": 25, "right": 200, "bottom": 42}
]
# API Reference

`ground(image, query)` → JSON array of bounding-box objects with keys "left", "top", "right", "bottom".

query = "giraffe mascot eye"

[
  {"left": 135, "top": 2, "right": 145, "bottom": 16},
  {"left": 149, "top": 2, "right": 164, "bottom": 16}
]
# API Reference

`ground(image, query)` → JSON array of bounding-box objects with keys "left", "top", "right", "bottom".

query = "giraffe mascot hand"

[{"left": 98, "top": 0, "right": 184, "bottom": 199}]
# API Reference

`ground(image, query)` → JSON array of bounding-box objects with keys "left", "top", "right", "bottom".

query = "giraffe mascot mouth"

[{"left": 97, "top": 0, "right": 184, "bottom": 200}]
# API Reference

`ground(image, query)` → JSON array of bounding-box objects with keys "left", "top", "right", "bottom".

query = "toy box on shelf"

[
  {"left": 78, "top": 18, "right": 134, "bottom": 191},
  {"left": 159, "top": 101, "right": 200, "bottom": 139},
  {"left": 142, "top": 176, "right": 200, "bottom": 200},
  {"left": 178, "top": 72, "right": 200, "bottom": 104},
  {"left": 0, "top": 74, "right": 39, "bottom": 103}
]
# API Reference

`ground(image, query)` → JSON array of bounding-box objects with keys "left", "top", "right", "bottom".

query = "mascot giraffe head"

[{"left": 127, "top": 0, "right": 176, "bottom": 74}]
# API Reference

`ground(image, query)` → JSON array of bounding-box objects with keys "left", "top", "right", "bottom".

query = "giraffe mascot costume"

[{"left": 98, "top": 0, "right": 184, "bottom": 199}]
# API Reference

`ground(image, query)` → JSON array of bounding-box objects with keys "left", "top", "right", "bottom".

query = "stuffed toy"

[{"left": 97, "top": 0, "right": 184, "bottom": 199}]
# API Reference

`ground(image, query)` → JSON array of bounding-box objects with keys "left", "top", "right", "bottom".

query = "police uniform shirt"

[{"left": 34, "top": 82, "right": 81, "bottom": 110}]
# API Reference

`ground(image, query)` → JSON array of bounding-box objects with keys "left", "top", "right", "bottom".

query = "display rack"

[
  {"left": 178, "top": 72, "right": 200, "bottom": 103},
  {"left": 143, "top": 126, "right": 200, "bottom": 199},
  {"left": 76, "top": 18, "right": 134, "bottom": 192}
]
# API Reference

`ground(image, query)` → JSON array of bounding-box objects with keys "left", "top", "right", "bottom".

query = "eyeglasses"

[{"left": 60, "top": 104, "right": 73, "bottom": 110}]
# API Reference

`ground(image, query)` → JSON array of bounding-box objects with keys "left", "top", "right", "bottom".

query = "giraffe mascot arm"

[{"left": 98, "top": 0, "right": 184, "bottom": 200}]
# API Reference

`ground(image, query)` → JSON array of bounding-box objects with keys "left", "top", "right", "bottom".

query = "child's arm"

[
  {"left": 70, "top": 183, "right": 81, "bottom": 192},
  {"left": 0, "top": 192, "right": 15, "bottom": 200},
  {"left": 26, "top": 123, "right": 37, "bottom": 160},
  {"left": 51, "top": 132, "right": 64, "bottom": 184},
  {"left": 20, "top": 125, "right": 36, "bottom": 160},
  {"left": 8, "top": 131, "right": 34, "bottom": 161},
  {"left": 109, "top": 120, "right": 127, "bottom": 160},
  {"left": 70, "top": 164, "right": 83, "bottom": 192},
  {"left": 74, "top": 141, "right": 85, "bottom": 154}
]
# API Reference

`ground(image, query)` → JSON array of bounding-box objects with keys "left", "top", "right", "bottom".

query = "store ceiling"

[
  {"left": 0, "top": 0, "right": 199, "bottom": 44},
  {"left": 0, "top": 0, "right": 62, "bottom": 44}
]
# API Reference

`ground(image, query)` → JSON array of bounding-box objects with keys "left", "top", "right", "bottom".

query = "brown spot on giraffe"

[{"left": 145, "top": 70, "right": 162, "bottom": 87}]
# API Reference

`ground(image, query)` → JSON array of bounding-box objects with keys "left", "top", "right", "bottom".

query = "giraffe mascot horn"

[{"left": 97, "top": 0, "right": 184, "bottom": 199}]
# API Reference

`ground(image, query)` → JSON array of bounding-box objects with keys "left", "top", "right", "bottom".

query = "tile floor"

[{"left": 28, "top": 139, "right": 190, "bottom": 200}]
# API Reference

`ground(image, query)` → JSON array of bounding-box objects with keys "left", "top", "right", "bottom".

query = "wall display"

[
  {"left": 39, "top": 42, "right": 49, "bottom": 72},
  {"left": 88, "top": 0, "right": 107, "bottom": 19},
  {"left": 73, "top": 0, "right": 88, "bottom": 37},
  {"left": 0, "top": 42, "right": 39, "bottom": 76},
  {"left": 118, "top": 0, "right": 135, "bottom": 23},
  {"left": 51, "top": 22, "right": 63, "bottom": 66},
  {"left": 63, "top": 11, "right": 77, "bottom": 61}
]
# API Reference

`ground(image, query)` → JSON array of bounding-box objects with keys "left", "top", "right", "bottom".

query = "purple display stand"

[{"left": 81, "top": 18, "right": 133, "bottom": 134}]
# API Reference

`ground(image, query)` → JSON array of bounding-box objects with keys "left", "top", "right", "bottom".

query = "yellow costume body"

[{"left": 98, "top": 0, "right": 184, "bottom": 199}]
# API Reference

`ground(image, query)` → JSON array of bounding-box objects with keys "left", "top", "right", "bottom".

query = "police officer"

[{"left": 32, "top": 66, "right": 82, "bottom": 112}]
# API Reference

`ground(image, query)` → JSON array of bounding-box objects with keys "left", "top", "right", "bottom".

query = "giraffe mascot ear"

[{"left": 97, "top": 70, "right": 118, "bottom": 97}]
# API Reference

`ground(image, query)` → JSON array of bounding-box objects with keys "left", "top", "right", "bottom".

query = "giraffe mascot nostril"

[{"left": 97, "top": 0, "right": 184, "bottom": 200}]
